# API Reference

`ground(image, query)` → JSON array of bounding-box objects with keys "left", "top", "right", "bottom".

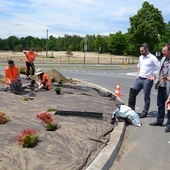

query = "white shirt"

[{"left": 137, "top": 53, "right": 160, "bottom": 78}]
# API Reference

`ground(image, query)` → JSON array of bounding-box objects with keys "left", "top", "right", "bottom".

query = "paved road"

[{"left": 58, "top": 68, "right": 170, "bottom": 170}]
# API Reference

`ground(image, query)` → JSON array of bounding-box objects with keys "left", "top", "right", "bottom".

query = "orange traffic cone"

[{"left": 114, "top": 82, "right": 121, "bottom": 97}]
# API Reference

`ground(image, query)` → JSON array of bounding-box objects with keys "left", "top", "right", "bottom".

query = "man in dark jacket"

[{"left": 150, "top": 43, "right": 170, "bottom": 133}]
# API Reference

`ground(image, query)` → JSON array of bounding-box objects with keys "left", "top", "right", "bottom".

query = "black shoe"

[
  {"left": 139, "top": 113, "right": 147, "bottom": 118},
  {"left": 165, "top": 126, "right": 170, "bottom": 133},
  {"left": 149, "top": 121, "right": 163, "bottom": 126}
]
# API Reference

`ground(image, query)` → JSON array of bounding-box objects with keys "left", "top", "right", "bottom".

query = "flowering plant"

[
  {"left": 0, "top": 112, "right": 11, "bottom": 124},
  {"left": 36, "top": 112, "right": 57, "bottom": 131},
  {"left": 17, "top": 129, "right": 38, "bottom": 148}
]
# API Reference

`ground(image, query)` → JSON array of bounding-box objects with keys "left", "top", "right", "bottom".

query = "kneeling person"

[
  {"left": 4, "top": 60, "right": 21, "bottom": 93},
  {"left": 34, "top": 68, "right": 51, "bottom": 92}
]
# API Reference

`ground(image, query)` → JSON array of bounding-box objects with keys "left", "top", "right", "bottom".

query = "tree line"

[{"left": 0, "top": 1, "right": 169, "bottom": 57}]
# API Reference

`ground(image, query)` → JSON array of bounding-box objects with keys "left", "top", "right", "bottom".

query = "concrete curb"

[
  {"left": 76, "top": 80, "right": 126, "bottom": 170},
  {"left": 86, "top": 122, "right": 126, "bottom": 170},
  {"left": 74, "top": 79, "right": 124, "bottom": 104}
]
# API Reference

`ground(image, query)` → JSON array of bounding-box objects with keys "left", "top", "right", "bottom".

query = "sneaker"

[
  {"left": 150, "top": 121, "right": 163, "bottom": 126},
  {"left": 165, "top": 126, "right": 170, "bottom": 133},
  {"left": 5, "top": 86, "right": 9, "bottom": 92},
  {"left": 34, "top": 88, "right": 39, "bottom": 92},
  {"left": 139, "top": 113, "right": 147, "bottom": 118}
]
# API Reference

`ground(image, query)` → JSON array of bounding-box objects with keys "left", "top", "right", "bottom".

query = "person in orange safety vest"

[
  {"left": 23, "top": 48, "right": 36, "bottom": 79},
  {"left": 4, "top": 60, "right": 20, "bottom": 91},
  {"left": 31, "top": 68, "right": 51, "bottom": 92},
  {"left": 5, "top": 60, "right": 20, "bottom": 85}
]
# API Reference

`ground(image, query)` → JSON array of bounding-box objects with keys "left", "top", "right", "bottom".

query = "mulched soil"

[{"left": 0, "top": 69, "right": 121, "bottom": 170}]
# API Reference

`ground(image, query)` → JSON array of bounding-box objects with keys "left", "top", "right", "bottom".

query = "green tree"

[
  {"left": 94, "top": 35, "right": 108, "bottom": 53},
  {"left": 108, "top": 31, "right": 126, "bottom": 55},
  {"left": 0, "top": 38, "right": 3, "bottom": 50},
  {"left": 128, "top": 1, "right": 165, "bottom": 56},
  {"left": 159, "top": 21, "right": 170, "bottom": 49}
]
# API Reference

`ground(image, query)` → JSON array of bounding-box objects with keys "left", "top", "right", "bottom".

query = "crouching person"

[
  {"left": 33, "top": 68, "right": 51, "bottom": 92},
  {"left": 4, "top": 60, "right": 21, "bottom": 93}
]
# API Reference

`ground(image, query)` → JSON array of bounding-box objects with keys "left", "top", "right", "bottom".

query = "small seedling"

[
  {"left": 23, "top": 97, "right": 29, "bottom": 101},
  {"left": 47, "top": 108, "right": 56, "bottom": 112},
  {"left": 54, "top": 87, "right": 61, "bottom": 94}
]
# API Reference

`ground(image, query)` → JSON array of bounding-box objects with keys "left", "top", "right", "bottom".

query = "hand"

[
  {"left": 164, "top": 76, "right": 170, "bottom": 81},
  {"left": 17, "top": 79, "right": 21, "bottom": 83},
  {"left": 147, "top": 76, "right": 155, "bottom": 81}
]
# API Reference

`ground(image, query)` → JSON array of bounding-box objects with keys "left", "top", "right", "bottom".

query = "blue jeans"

[
  {"left": 157, "top": 86, "right": 170, "bottom": 126},
  {"left": 133, "top": 78, "right": 153, "bottom": 114}
]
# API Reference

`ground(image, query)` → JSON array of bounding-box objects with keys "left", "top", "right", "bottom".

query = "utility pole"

[
  {"left": 12, "top": 36, "right": 14, "bottom": 54},
  {"left": 45, "top": 29, "right": 48, "bottom": 61},
  {"left": 84, "top": 37, "right": 87, "bottom": 68}
]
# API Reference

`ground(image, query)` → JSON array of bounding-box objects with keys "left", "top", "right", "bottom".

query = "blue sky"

[{"left": 0, "top": 0, "right": 170, "bottom": 39}]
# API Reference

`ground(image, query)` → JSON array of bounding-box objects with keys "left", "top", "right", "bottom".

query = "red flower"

[
  {"left": 17, "top": 129, "right": 38, "bottom": 147},
  {"left": 36, "top": 112, "right": 57, "bottom": 131},
  {"left": 36, "top": 112, "right": 53, "bottom": 124},
  {"left": 0, "top": 113, "right": 6, "bottom": 124}
]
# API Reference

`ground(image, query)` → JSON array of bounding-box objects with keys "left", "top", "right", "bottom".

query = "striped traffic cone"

[{"left": 114, "top": 82, "right": 121, "bottom": 97}]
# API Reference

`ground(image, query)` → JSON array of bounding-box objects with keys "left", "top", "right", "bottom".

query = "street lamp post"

[{"left": 84, "top": 37, "right": 87, "bottom": 68}]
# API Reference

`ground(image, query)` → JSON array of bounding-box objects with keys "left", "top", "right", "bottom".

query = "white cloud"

[{"left": 0, "top": 0, "right": 169, "bottom": 38}]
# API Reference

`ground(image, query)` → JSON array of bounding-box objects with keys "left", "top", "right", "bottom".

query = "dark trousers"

[
  {"left": 133, "top": 77, "right": 153, "bottom": 114},
  {"left": 26, "top": 62, "right": 35, "bottom": 77},
  {"left": 157, "top": 86, "right": 170, "bottom": 126}
]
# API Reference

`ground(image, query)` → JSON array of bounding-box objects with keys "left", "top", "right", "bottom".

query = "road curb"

[
  {"left": 76, "top": 80, "right": 126, "bottom": 170},
  {"left": 86, "top": 122, "right": 126, "bottom": 170}
]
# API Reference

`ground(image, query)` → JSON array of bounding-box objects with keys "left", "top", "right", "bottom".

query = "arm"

[
  {"left": 136, "top": 67, "right": 140, "bottom": 78},
  {"left": 5, "top": 73, "right": 11, "bottom": 84},
  {"left": 166, "top": 94, "right": 170, "bottom": 109},
  {"left": 5, "top": 68, "right": 11, "bottom": 84},
  {"left": 23, "top": 50, "right": 28, "bottom": 57}
]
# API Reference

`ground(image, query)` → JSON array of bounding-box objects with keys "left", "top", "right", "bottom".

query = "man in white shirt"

[{"left": 132, "top": 43, "right": 160, "bottom": 118}]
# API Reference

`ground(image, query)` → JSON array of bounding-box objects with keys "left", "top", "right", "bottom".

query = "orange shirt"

[
  {"left": 40, "top": 73, "right": 51, "bottom": 90},
  {"left": 5, "top": 65, "right": 19, "bottom": 85},
  {"left": 25, "top": 51, "right": 36, "bottom": 63}
]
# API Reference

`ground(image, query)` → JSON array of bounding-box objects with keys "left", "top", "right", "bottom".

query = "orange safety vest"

[
  {"left": 25, "top": 51, "right": 36, "bottom": 63},
  {"left": 40, "top": 73, "right": 51, "bottom": 90},
  {"left": 5, "top": 65, "right": 19, "bottom": 85}
]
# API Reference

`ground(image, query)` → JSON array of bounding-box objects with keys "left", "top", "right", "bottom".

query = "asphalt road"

[{"left": 58, "top": 68, "right": 170, "bottom": 170}]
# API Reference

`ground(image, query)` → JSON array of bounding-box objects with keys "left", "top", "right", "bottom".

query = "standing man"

[
  {"left": 132, "top": 43, "right": 159, "bottom": 118},
  {"left": 150, "top": 43, "right": 170, "bottom": 133},
  {"left": 23, "top": 48, "right": 36, "bottom": 79}
]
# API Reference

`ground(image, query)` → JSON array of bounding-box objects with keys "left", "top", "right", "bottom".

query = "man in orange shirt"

[
  {"left": 23, "top": 48, "right": 36, "bottom": 79},
  {"left": 4, "top": 60, "right": 21, "bottom": 92}
]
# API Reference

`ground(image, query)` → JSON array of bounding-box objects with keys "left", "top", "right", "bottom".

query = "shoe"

[
  {"left": 4, "top": 86, "right": 9, "bottom": 92},
  {"left": 149, "top": 121, "right": 163, "bottom": 126},
  {"left": 139, "top": 113, "right": 147, "bottom": 118},
  {"left": 165, "top": 126, "right": 170, "bottom": 133},
  {"left": 34, "top": 88, "right": 39, "bottom": 92}
]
